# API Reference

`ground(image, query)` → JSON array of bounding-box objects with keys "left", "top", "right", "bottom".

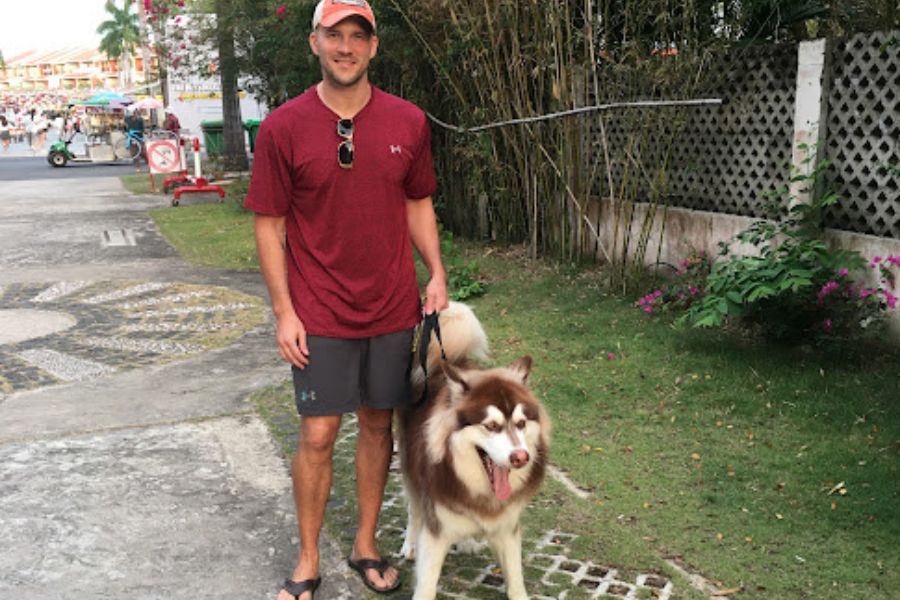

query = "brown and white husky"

[{"left": 399, "top": 302, "right": 551, "bottom": 600}]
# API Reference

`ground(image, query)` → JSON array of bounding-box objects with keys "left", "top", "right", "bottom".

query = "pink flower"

[
  {"left": 689, "top": 286, "right": 700, "bottom": 296},
  {"left": 607, "top": 353, "right": 616, "bottom": 360},
  {"left": 837, "top": 268, "right": 849, "bottom": 278},
  {"left": 817, "top": 281, "right": 840, "bottom": 304},
  {"left": 860, "top": 287, "right": 876, "bottom": 299},
  {"left": 873, "top": 256, "right": 883, "bottom": 263},
  {"left": 643, "top": 305, "right": 653, "bottom": 313},
  {"left": 885, "top": 290, "right": 898, "bottom": 310},
  {"left": 888, "top": 256, "right": 900, "bottom": 267},
  {"left": 144, "top": 0, "right": 151, "bottom": 12},
  {"left": 276, "top": 3, "right": 286, "bottom": 18}
]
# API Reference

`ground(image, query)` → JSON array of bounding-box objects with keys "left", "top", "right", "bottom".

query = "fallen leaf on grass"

[
  {"left": 827, "top": 481, "right": 846, "bottom": 495},
  {"left": 711, "top": 586, "right": 744, "bottom": 596},
  {"left": 691, "top": 453, "right": 701, "bottom": 460}
]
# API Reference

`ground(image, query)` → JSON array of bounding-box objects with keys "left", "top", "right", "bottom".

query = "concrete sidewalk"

[{"left": 0, "top": 170, "right": 368, "bottom": 599}]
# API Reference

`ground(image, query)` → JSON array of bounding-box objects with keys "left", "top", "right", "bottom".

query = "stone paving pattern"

[
  {"left": 258, "top": 404, "right": 677, "bottom": 600},
  {"left": 0, "top": 280, "right": 266, "bottom": 398}
]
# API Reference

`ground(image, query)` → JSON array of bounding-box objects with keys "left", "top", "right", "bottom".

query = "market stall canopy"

[
  {"left": 131, "top": 97, "right": 164, "bottom": 110},
  {"left": 84, "top": 91, "right": 134, "bottom": 108}
]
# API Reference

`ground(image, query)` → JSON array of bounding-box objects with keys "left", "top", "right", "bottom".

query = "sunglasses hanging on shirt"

[{"left": 337, "top": 118, "right": 354, "bottom": 169}]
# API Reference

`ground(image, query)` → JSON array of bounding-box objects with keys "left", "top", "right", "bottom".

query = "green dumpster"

[
  {"left": 200, "top": 119, "right": 225, "bottom": 155},
  {"left": 244, "top": 118, "right": 262, "bottom": 153}
]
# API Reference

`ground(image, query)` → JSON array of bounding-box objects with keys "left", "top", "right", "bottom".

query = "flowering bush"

[
  {"left": 637, "top": 159, "right": 899, "bottom": 343},
  {"left": 635, "top": 249, "right": 711, "bottom": 314}
]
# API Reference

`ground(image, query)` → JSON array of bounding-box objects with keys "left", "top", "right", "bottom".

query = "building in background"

[{"left": 0, "top": 47, "right": 155, "bottom": 93}]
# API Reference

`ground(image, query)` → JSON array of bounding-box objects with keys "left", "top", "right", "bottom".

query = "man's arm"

[
  {"left": 406, "top": 196, "right": 449, "bottom": 314},
  {"left": 253, "top": 214, "right": 310, "bottom": 368}
]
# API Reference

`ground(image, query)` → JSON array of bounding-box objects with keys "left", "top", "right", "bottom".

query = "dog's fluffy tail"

[{"left": 417, "top": 302, "right": 488, "bottom": 381}]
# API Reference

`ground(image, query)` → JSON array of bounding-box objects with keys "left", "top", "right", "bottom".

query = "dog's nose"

[{"left": 509, "top": 449, "right": 530, "bottom": 468}]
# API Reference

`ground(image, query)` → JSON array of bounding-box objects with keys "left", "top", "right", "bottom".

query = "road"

[
  {"left": 0, "top": 164, "right": 364, "bottom": 598},
  {"left": 0, "top": 156, "right": 136, "bottom": 181}
]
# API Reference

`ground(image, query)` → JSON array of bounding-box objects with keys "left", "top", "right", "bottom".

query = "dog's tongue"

[{"left": 491, "top": 463, "right": 512, "bottom": 501}]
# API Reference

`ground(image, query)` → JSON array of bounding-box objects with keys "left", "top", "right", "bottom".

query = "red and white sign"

[{"left": 147, "top": 140, "right": 182, "bottom": 174}]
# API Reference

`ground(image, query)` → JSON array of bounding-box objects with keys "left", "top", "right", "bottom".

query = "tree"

[
  {"left": 215, "top": 0, "right": 248, "bottom": 170},
  {"left": 141, "top": 1, "right": 193, "bottom": 105},
  {"left": 97, "top": 0, "right": 142, "bottom": 87}
]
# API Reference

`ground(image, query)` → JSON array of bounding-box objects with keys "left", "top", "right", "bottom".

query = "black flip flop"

[
  {"left": 282, "top": 577, "right": 321, "bottom": 599},
  {"left": 347, "top": 557, "right": 402, "bottom": 594}
]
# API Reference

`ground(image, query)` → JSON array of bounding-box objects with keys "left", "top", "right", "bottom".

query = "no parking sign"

[{"left": 147, "top": 139, "right": 182, "bottom": 174}]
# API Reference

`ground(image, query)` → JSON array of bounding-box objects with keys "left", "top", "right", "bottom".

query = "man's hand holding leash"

[{"left": 423, "top": 273, "right": 449, "bottom": 315}]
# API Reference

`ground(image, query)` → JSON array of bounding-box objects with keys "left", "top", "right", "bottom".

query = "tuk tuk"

[{"left": 47, "top": 96, "right": 140, "bottom": 167}]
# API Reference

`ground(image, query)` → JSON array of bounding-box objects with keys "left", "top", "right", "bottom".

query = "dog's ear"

[
  {"left": 442, "top": 362, "right": 471, "bottom": 399},
  {"left": 506, "top": 355, "right": 533, "bottom": 384}
]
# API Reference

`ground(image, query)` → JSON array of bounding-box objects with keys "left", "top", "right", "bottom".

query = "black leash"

[{"left": 415, "top": 311, "right": 446, "bottom": 406}]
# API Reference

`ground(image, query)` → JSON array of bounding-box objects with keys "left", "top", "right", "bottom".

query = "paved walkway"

[{"left": 0, "top": 168, "right": 367, "bottom": 599}]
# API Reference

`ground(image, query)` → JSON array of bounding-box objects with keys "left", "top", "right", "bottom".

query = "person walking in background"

[
  {"left": 163, "top": 106, "right": 181, "bottom": 135},
  {"left": 0, "top": 116, "right": 11, "bottom": 153},
  {"left": 31, "top": 111, "right": 49, "bottom": 155},
  {"left": 245, "top": 1, "right": 448, "bottom": 599},
  {"left": 23, "top": 109, "right": 35, "bottom": 152}
]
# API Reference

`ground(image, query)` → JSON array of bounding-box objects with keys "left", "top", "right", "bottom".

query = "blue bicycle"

[{"left": 114, "top": 128, "right": 144, "bottom": 160}]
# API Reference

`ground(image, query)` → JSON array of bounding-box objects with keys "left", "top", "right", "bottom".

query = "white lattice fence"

[
  {"left": 823, "top": 30, "right": 900, "bottom": 239},
  {"left": 591, "top": 32, "right": 899, "bottom": 243},
  {"left": 590, "top": 44, "right": 798, "bottom": 218}
]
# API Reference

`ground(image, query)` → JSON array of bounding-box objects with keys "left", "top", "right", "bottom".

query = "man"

[
  {"left": 124, "top": 108, "right": 145, "bottom": 136},
  {"left": 244, "top": 1, "right": 448, "bottom": 599},
  {"left": 163, "top": 106, "right": 181, "bottom": 134}
]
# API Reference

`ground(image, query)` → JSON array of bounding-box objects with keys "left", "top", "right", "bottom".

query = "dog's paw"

[{"left": 453, "top": 537, "right": 488, "bottom": 555}]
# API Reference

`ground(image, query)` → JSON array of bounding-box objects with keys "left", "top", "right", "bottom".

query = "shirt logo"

[{"left": 390, "top": 145, "right": 403, "bottom": 155}]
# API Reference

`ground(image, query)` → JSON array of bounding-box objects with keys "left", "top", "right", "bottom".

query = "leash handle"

[{"left": 415, "top": 311, "right": 446, "bottom": 405}]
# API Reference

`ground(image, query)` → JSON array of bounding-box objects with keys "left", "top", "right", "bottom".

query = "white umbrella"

[{"left": 132, "top": 98, "right": 164, "bottom": 110}]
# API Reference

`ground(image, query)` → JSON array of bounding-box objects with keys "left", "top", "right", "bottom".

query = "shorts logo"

[
  {"left": 390, "top": 144, "right": 402, "bottom": 155},
  {"left": 298, "top": 390, "right": 317, "bottom": 403}
]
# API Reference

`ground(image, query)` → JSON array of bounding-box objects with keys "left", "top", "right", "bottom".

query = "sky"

[{"left": 0, "top": 0, "right": 109, "bottom": 58}]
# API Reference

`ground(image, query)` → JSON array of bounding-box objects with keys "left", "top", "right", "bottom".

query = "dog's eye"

[
  {"left": 516, "top": 420, "right": 527, "bottom": 429},
  {"left": 484, "top": 422, "right": 502, "bottom": 432}
]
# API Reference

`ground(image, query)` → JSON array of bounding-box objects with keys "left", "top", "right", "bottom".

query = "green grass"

[
  {"left": 460, "top": 244, "right": 899, "bottom": 600},
  {"left": 149, "top": 200, "right": 258, "bottom": 271},
  {"left": 144, "top": 199, "right": 900, "bottom": 599},
  {"left": 120, "top": 172, "right": 167, "bottom": 195}
]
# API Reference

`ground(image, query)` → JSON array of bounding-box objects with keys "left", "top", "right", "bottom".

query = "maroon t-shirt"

[{"left": 245, "top": 85, "right": 437, "bottom": 338}]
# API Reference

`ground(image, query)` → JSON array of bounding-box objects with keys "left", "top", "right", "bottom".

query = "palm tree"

[{"left": 97, "top": 0, "right": 141, "bottom": 87}]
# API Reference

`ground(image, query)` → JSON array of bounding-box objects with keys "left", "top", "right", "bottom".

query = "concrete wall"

[{"left": 587, "top": 198, "right": 900, "bottom": 334}]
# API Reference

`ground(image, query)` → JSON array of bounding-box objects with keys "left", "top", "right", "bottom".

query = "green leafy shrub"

[
  {"left": 638, "top": 158, "right": 898, "bottom": 342},
  {"left": 439, "top": 227, "right": 487, "bottom": 301},
  {"left": 636, "top": 248, "right": 712, "bottom": 314}
]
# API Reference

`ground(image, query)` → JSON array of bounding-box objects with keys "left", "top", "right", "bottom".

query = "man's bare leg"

[
  {"left": 350, "top": 405, "right": 399, "bottom": 590},
  {"left": 277, "top": 415, "right": 342, "bottom": 600}
]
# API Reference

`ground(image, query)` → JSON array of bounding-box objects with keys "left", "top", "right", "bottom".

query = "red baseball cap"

[{"left": 312, "top": 0, "right": 376, "bottom": 32}]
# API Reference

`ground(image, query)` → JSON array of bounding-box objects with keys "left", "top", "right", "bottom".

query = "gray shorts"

[{"left": 291, "top": 327, "right": 415, "bottom": 416}]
